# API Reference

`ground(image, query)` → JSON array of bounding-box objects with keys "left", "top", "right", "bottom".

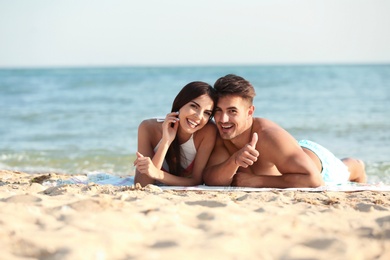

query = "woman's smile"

[{"left": 187, "top": 118, "right": 199, "bottom": 128}]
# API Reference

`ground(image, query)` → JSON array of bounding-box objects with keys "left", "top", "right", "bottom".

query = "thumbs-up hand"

[
  {"left": 249, "top": 132, "right": 258, "bottom": 148},
  {"left": 233, "top": 132, "right": 260, "bottom": 168}
]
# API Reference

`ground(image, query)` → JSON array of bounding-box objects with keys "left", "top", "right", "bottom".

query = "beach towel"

[{"left": 44, "top": 172, "right": 390, "bottom": 192}]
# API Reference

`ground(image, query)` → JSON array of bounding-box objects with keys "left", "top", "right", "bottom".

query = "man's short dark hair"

[{"left": 213, "top": 74, "right": 256, "bottom": 104}]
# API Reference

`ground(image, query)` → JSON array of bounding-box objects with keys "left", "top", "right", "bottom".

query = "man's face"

[{"left": 213, "top": 95, "right": 254, "bottom": 140}]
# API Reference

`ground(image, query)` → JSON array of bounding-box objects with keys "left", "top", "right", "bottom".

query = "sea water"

[{"left": 0, "top": 65, "right": 389, "bottom": 183}]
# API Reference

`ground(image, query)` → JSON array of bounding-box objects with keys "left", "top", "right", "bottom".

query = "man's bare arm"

[
  {"left": 233, "top": 129, "right": 323, "bottom": 188},
  {"left": 232, "top": 166, "right": 323, "bottom": 188},
  {"left": 203, "top": 138, "right": 238, "bottom": 186},
  {"left": 203, "top": 134, "right": 259, "bottom": 186}
]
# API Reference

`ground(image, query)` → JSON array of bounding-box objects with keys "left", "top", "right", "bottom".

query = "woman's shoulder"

[
  {"left": 138, "top": 118, "right": 163, "bottom": 146},
  {"left": 139, "top": 118, "right": 163, "bottom": 126},
  {"left": 195, "top": 121, "right": 217, "bottom": 138},
  {"left": 193, "top": 121, "right": 217, "bottom": 149},
  {"left": 202, "top": 120, "right": 217, "bottom": 131},
  {"left": 138, "top": 118, "right": 162, "bottom": 132}
]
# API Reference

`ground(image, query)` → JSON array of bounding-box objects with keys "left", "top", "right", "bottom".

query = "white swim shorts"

[{"left": 298, "top": 140, "right": 350, "bottom": 184}]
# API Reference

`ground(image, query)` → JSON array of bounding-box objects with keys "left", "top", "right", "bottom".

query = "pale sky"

[{"left": 1, "top": 0, "right": 390, "bottom": 68}]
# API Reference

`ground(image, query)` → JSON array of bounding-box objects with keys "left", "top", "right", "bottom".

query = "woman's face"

[{"left": 178, "top": 94, "right": 214, "bottom": 133}]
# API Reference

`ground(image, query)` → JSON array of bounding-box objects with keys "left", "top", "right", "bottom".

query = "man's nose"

[{"left": 220, "top": 112, "right": 229, "bottom": 122}]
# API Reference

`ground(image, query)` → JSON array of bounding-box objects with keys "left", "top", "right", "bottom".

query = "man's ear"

[{"left": 248, "top": 105, "right": 255, "bottom": 117}]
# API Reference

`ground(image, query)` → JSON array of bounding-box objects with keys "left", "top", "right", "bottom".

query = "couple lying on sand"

[{"left": 134, "top": 74, "right": 366, "bottom": 188}]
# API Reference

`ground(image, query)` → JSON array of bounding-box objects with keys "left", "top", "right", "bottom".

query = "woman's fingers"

[
  {"left": 135, "top": 156, "right": 152, "bottom": 168},
  {"left": 134, "top": 155, "right": 147, "bottom": 166},
  {"left": 134, "top": 152, "right": 143, "bottom": 165},
  {"left": 167, "top": 111, "right": 179, "bottom": 117},
  {"left": 165, "top": 116, "right": 179, "bottom": 125},
  {"left": 164, "top": 112, "right": 179, "bottom": 124}
]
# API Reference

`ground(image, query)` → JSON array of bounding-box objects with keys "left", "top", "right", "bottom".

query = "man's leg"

[{"left": 342, "top": 158, "right": 367, "bottom": 183}]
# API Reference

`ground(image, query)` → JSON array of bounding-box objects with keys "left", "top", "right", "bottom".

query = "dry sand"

[{"left": 1, "top": 170, "right": 390, "bottom": 260}]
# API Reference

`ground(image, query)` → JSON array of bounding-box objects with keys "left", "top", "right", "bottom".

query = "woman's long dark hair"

[{"left": 165, "top": 81, "right": 217, "bottom": 176}]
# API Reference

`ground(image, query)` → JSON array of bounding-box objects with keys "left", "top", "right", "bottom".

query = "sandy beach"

[{"left": 1, "top": 170, "right": 390, "bottom": 260}]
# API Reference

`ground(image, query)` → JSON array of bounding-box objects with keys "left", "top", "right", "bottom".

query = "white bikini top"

[{"left": 154, "top": 134, "right": 197, "bottom": 172}]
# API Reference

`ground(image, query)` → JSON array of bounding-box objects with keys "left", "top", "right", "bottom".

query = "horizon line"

[{"left": 1, "top": 61, "right": 389, "bottom": 70}]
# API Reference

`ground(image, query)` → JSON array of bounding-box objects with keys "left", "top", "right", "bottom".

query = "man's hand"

[{"left": 234, "top": 132, "right": 259, "bottom": 168}]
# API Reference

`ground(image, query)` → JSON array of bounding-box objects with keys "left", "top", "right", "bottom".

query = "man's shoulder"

[
  {"left": 253, "top": 117, "right": 296, "bottom": 152},
  {"left": 253, "top": 116, "right": 276, "bottom": 124},
  {"left": 253, "top": 117, "right": 284, "bottom": 133},
  {"left": 253, "top": 117, "right": 294, "bottom": 150}
]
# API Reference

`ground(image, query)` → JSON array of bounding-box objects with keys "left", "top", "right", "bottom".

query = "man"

[{"left": 203, "top": 74, "right": 366, "bottom": 188}]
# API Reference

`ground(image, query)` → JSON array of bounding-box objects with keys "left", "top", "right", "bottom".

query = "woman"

[{"left": 134, "top": 81, "right": 217, "bottom": 186}]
